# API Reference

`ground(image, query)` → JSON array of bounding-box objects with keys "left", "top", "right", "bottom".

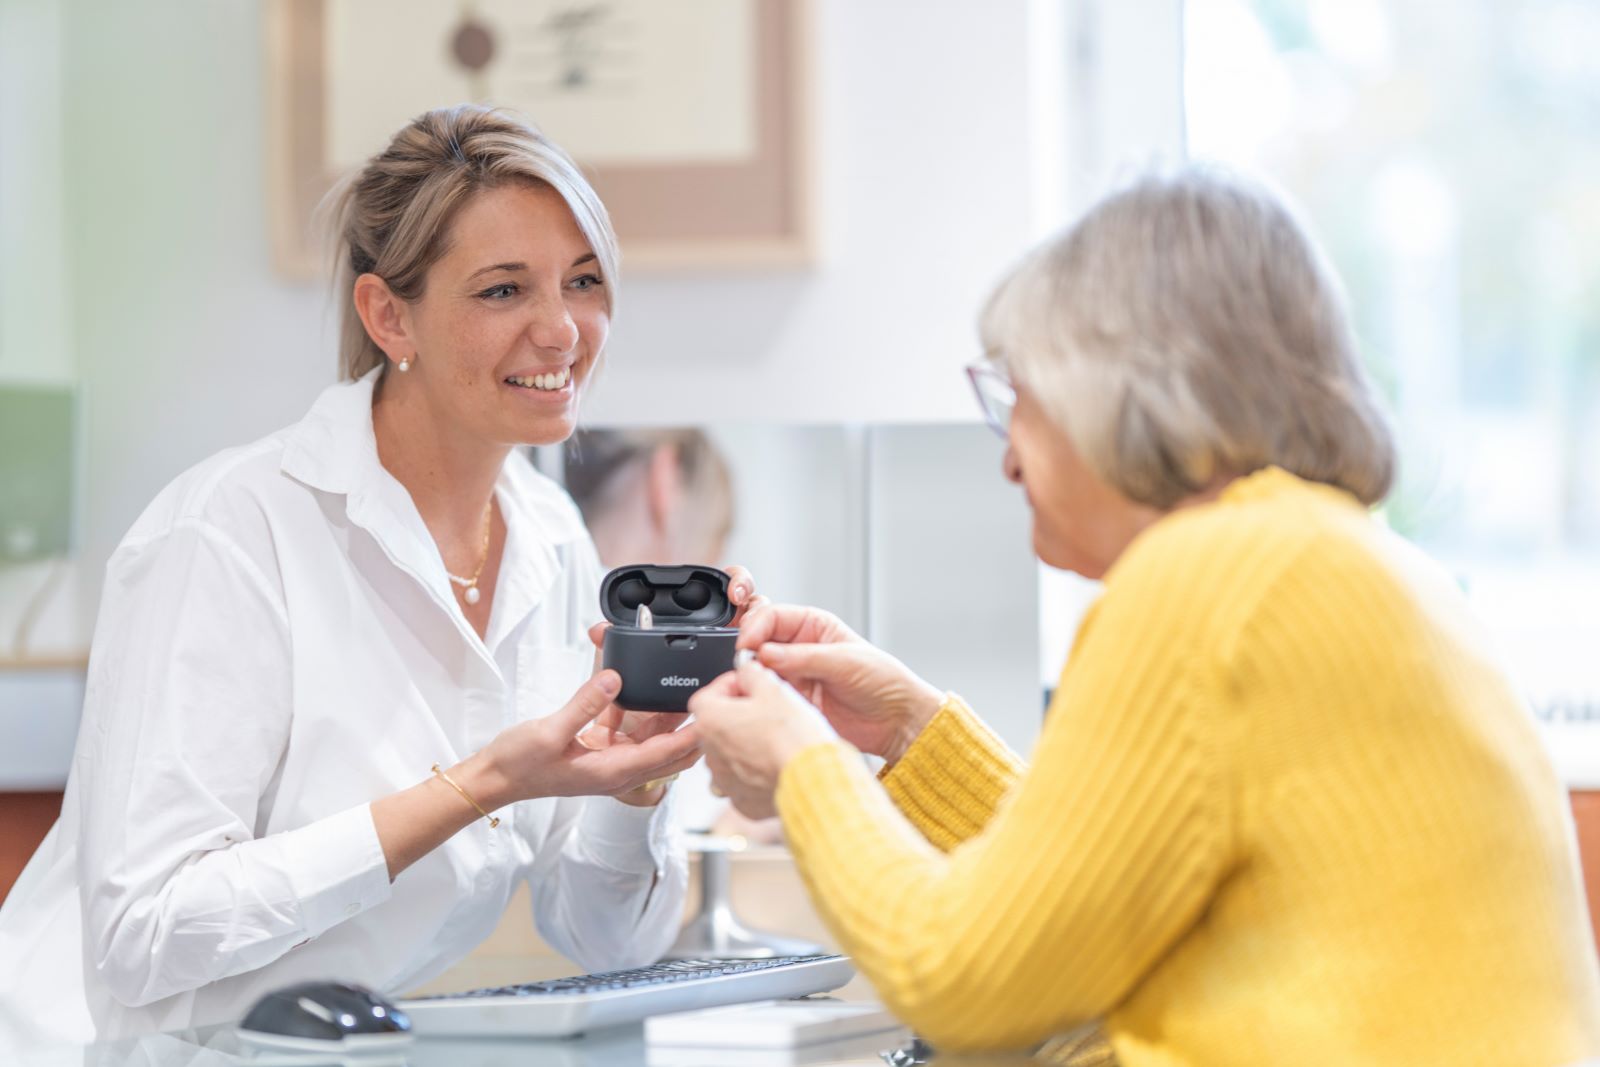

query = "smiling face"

[{"left": 396, "top": 180, "right": 610, "bottom": 447}]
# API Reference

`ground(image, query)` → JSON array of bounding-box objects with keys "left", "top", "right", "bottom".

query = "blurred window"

[{"left": 1186, "top": 0, "right": 1600, "bottom": 721}]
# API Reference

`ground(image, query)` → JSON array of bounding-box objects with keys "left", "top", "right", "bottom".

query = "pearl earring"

[{"left": 397, "top": 357, "right": 411, "bottom": 373}]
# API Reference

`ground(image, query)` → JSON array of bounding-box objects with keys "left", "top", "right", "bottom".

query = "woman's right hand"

[
  {"left": 736, "top": 604, "right": 943, "bottom": 764},
  {"left": 374, "top": 669, "right": 699, "bottom": 880},
  {"left": 467, "top": 669, "right": 702, "bottom": 808}
]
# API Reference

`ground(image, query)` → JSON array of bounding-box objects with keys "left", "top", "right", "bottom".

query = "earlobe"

[
  {"left": 1002, "top": 444, "right": 1024, "bottom": 485},
  {"left": 351, "top": 273, "right": 413, "bottom": 370}
]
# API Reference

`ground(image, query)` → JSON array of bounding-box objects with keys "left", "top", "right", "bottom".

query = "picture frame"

[{"left": 264, "top": 0, "right": 816, "bottom": 280}]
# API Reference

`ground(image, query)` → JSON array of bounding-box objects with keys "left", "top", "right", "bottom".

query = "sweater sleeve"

[
  {"left": 774, "top": 548, "right": 1231, "bottom": 1052},
  {"left": 878, "top": 694, "right": 1026, "bottom": 852}
]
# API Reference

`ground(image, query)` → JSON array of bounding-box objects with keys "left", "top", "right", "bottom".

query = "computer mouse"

[{"left": 238, "top": 980, "right": 413, "bottom": 1053}]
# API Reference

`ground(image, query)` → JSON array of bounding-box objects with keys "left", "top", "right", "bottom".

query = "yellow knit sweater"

[{"left": 775, "top": 467, "right": 1600, "bottom": 1064}]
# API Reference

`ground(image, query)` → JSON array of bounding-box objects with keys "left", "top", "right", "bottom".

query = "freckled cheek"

[{"left": 443, "top": 316, "right": 520, "bottom": 387}]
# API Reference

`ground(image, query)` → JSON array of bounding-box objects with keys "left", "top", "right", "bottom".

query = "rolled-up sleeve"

[
  {"left": 77, "top": 519, "right": 392, "bottom": 1007},
  {"left": 530, "top": 792, "right": 687, "bottom": 972}
]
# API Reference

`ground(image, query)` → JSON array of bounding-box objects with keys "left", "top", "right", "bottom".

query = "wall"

[
  {"left": 8, "top": 0, "right": 1190, "bottom": 737},
  {"left": 708, "top": 424, "right": 868, "bottom": 631},
  {"left": 868, "top": 425, "right": 1040, "bottom": 753},
  {"left": 53, "top": 0, "right": 1051, "bottom": 637},
  {"left": 0, "top": 0, "right": 82, "bottom": 656},
  {"left": 60, "top": 1, "right": 334, "bottom": 632},
  {"left": 0, "top": 0, "right": 71, "bottom": 385},
  {"left": 588, "top": 0, "right": 1038, "bottom": 428}
]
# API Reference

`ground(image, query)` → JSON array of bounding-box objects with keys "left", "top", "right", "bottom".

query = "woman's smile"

[{"left": 502, "top": 362, "right": 578, "bottom": 404}]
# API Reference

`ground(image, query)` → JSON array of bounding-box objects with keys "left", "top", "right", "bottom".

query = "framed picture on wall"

[{"left": 265, "top": 0, "right": 815, "bottom": 279}]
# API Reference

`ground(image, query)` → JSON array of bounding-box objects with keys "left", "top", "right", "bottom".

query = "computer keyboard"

[{"left": 398, "top": 954, "right": 855, "bottom": 1037}]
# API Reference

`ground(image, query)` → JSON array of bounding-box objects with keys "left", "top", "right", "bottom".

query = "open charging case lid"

[{"left": 599, "top": 565, "right": 736, "bottom": 630}]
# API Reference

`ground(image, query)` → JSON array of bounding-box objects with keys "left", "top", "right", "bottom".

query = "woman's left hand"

[
  {"left": 579, "top": 564, "right": 770, "bottom": 806},
  {"left": 687, "top": 658, "right": 838, "bottom": 820}
]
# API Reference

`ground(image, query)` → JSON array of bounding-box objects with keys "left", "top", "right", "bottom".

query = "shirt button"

[{"left": 345, "top": 903, "right": 361, "bottom": 917}]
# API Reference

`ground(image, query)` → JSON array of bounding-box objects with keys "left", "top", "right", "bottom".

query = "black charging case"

[{"left": 599, "top": 565, "right": 738, "bottom": 713}]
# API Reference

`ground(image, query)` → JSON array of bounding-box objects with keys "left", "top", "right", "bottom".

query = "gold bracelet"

[{"left": 431, "top": 764, "right": 500, "bottom": 828}]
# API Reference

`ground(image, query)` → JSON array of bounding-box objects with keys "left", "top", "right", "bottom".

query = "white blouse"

[{"left": 0, "top": 373, "right": 685, "bottom": 1048}]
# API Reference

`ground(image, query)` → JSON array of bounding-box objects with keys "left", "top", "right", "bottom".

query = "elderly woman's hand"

[
  {"left": 687, "top": 659, "right": 839, "bottom": 820},
  {"left": 737, "top": 604, "right": 944, "bottom": 765}
]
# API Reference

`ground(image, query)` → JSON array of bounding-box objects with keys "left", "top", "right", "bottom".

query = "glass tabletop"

[{"left": 14, "top": 1020, "right": 1103, "bottom": 1067}]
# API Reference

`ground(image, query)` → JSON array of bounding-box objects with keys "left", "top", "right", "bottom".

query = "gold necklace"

[{"left": 446, "top": 500, "right": 494, "bottom": 606}]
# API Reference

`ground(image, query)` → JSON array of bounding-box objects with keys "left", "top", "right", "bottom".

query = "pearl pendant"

[{"left": 464, "top": 585, "right": 481, "bottom": 605}]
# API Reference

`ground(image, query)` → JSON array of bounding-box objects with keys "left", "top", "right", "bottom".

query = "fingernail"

[
  {"left": 597, "top": 671, "right": 621, "bottom": 697},
  {"left": 732, "top": 583, "right": 750, "bottom": 602}
]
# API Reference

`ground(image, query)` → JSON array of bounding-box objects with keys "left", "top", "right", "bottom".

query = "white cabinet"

[{"left": 0, "top": 666, "right": 83, "bottom": 789}]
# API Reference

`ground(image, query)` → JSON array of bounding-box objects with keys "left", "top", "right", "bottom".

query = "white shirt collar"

[
  {"left": 278, "top": 369, "right": 386, "bottom": 496},
  {"left": 279, "top": 370, "right": 586, "bottom": 541},
  {"left": 279, "top": 370, "right": 591, "bottom": 661}
]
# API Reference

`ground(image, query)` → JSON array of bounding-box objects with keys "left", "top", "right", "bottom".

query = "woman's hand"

[
  {"left": 578, "top": 622, "right": 696, "bottom": 806},
  {"left": 373, "top": 670, "right": 697, "bottom": 880},
  {"left": 465, "top": 669, "right": 703, "bottom": 809},
  {"left": 736, "top": 604, "right": 944, "bottom": 765},
  {"left": 722, "top": 563, "right": 770, "bottom": 624},
  {"left": 687, "top": 659, "right": 838, "bottom": 820}
]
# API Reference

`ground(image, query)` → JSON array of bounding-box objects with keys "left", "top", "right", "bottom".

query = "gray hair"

[
  {"left": 325, "top": 105, "right": 620, "bottom": 381},
  {"left": 981, "top": 165, "right": 1395, "bottom": 509}
]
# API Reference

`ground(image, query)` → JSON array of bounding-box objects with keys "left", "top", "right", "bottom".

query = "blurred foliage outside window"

[{"left": 1186, "top": 0, "right": 1600, "bottom": 714}]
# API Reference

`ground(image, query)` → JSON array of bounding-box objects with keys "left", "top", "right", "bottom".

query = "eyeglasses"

[{"left": 965, "top": 358, "right": 1016, "bottom": 440}]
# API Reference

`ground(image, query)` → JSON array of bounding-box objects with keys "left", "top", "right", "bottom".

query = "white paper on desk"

[
  {"left": 649, "top": 1045, "right": 894, "bottom": 1067},
  {"left": 646, "top": 998, "right": 907, "bottom": 1051}
]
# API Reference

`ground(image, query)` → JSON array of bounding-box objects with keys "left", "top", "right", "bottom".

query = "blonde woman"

[
  {"left": 0, "top": 106, "right": 762, "bottom": 1047},
  {"left": 690, "top": 168, "right": 1600, "bottom": 1064}
]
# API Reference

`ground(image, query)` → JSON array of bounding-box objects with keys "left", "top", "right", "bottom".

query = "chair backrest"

[{"left": 1570, "top": 791, "right": 1600, "bottom": 962}]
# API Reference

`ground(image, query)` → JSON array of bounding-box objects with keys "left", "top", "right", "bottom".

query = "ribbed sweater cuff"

[{"left": 877, "top": 693, "right": 1025, "bottom": 852}]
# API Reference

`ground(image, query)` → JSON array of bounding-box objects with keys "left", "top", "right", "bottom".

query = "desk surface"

[{"left": 10, "top": 1021, "right": 1088, "bottom": 1067}]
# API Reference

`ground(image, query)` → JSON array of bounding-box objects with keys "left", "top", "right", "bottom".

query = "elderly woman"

[
  {"left": 0, "top": 106, "right": 765, "bottom": 1047},
  {"left": 690, "top": 168, "right": 1600, "bottom": 1064}
]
